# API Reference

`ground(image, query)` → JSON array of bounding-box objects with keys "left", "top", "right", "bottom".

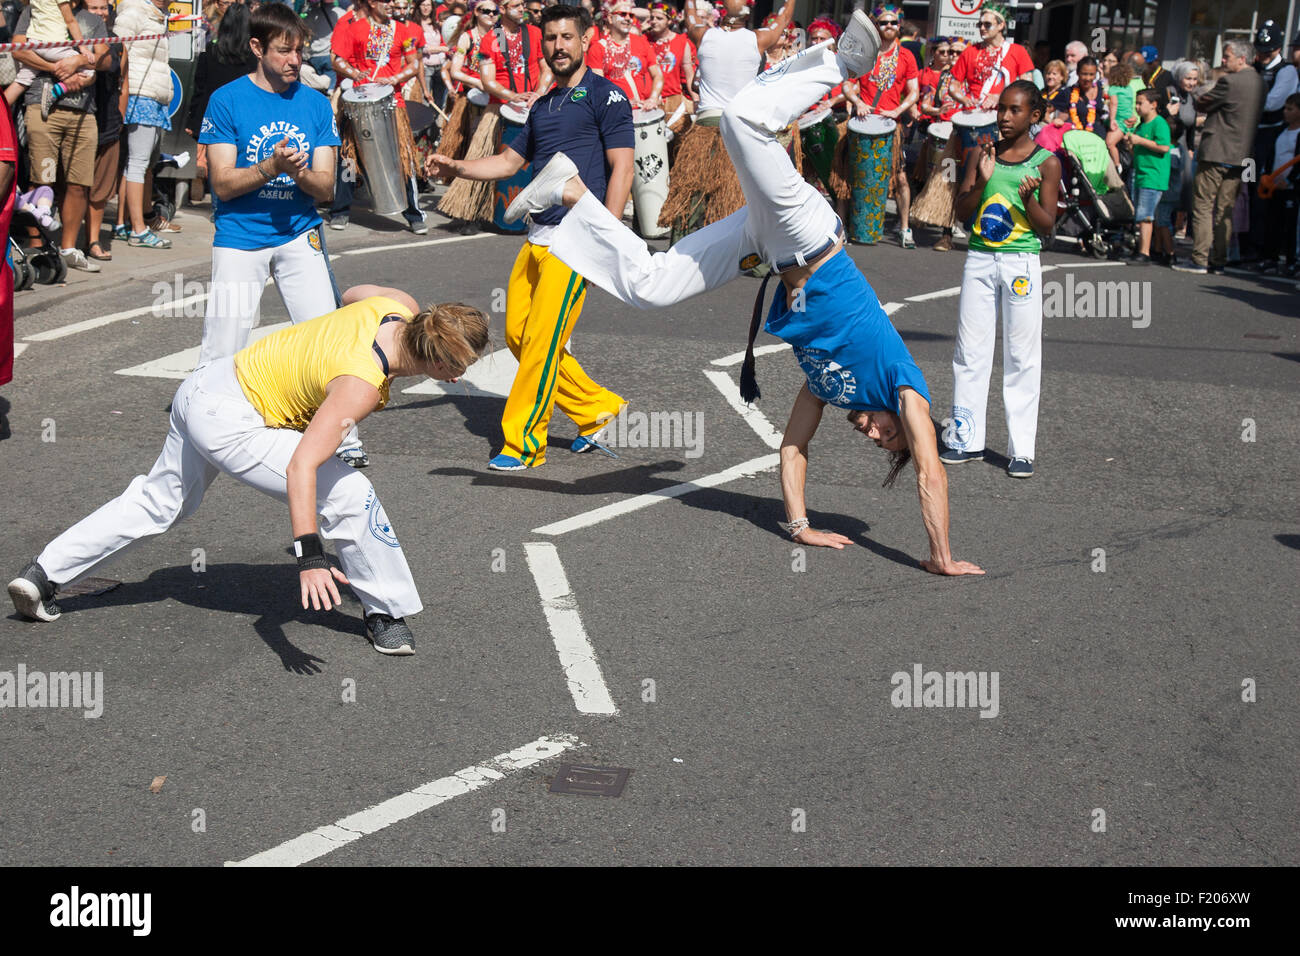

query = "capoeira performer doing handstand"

[
  {"left": 507, "top": 15, "right": 983, "bottom": 575},
  {"left": 8, "top": 289, "right": 490, "bottom": 654}
]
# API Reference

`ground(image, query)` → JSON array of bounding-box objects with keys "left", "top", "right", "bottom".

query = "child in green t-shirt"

[{"left": 1123, "top": 89, "right": 1172, "bottom": 264}]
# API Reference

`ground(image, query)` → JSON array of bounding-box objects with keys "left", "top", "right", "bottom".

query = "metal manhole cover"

[
  {"left": 58, "top": 578, "right": 121, "bottom": 597},
  {"left": 548, "top": 764, "right": 632, "bottom": 797}
]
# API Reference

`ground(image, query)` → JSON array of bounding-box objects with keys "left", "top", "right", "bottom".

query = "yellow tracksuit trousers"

[{"left": 501, "top": 241, "right": 626, "bottom": 466}]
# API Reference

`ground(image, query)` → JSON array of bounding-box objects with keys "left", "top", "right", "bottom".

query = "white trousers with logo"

[
  {"left": 37, "top": 359, "right": 422, "bottom": 619},
  {"left": 197, "top": 228, "right": 361, "bottom": 453},
  {"left": 550, "top": 41, "right": 844, "bottom": 304},
  {"left": 950, "top": 250, "right": 1043, "bottom": 460}
]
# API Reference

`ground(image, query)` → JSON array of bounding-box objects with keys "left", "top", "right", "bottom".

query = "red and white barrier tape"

[{"left": 0, "top": 16, "right": 205, "bottom": 54}]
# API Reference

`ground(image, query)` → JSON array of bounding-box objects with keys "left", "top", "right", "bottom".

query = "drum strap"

[{"left": 493, "top": 24, "right": 533, "bottom": 93}]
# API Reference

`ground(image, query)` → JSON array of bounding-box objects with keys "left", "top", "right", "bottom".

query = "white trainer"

[
  {"left": 836, "top": 10, "right": 882, "bottom": 78},
  {"left": 504, "top": 152, "right": 578, "bottom": 223}
]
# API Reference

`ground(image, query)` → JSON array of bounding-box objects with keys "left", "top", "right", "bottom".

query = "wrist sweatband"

[{"left": 293, "top": 533, "right": 329, "bottom": 572}]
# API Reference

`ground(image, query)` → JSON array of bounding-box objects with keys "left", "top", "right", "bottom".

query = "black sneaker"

[
  {"left": 1007, "top": 457, "right": 1035, "bottom": 479},
  {"left": 8, "top": 562, "right": 61, "bottom": 621},
  {"left": 366, "top": 614, "right": 415, "bottom": 655},
  {"left": 939, "top": 448, "right": 985, "bottom": 465},
  {"left": 1131, "top": 253, "right": 1151, "bottom": 265}
]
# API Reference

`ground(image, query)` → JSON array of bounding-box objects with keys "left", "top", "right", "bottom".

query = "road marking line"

[
  {"left": 703, "top": 369, "right": 783, "bottom": 449},
  {"left": 13, "top": 343, "right": 27, "bottom": 359},
  {"left": 115, "top": 322, "right": 290, "bottom": 379},
  {"left": 532, "top": 452, "right": 780, "bottom": 537},
  {"left": 905, "top": 285, "right": 962, "bottom": 302},
  {"left": 24, "top": 276, "right": 276, "bottom": 343},
  {"left": 402, "top": 347, "right": 519, "bottom": 398},
  {"left": 883, "top": 301, "right": 905, "bottom": 314},
  {"left": 227, "top": 734, "right": 580, "bottom": 867},
  {"left": 523, "top": 543, "right": 618, "bottom": 715},
  {"left": 1064, "top": 261, "right": 1128, "bottom": 268},
  {"left": 340, "top": 232, "right": 497, "bottom": 256},
  {"left": 710, "top": 342, "right": 791, "bottom": 367}
]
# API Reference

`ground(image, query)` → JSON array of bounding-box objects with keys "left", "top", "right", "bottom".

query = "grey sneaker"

[
  {"left": 505, "top": 152, "right": 578, "bottom": 223},
  {"left": 835, "top": 10, "right": 882, "bottom": 77},
  {"left": 366, "top": 614, "right": 415, "bottom": 655},
  {"left": 61, "top": 248, "right": 101, "bottom": 273},
  {"left": 8, "top": 562, "right": 61, "bottom": 622},
  {"left": 40, "top": 81, "right": 56, "bottom": 120},
  {"left": 337, "top": 447, "right": 369, "bottom": 468},
  {"left": 329, "top": 215, "right": 349, "bottom": 231}
]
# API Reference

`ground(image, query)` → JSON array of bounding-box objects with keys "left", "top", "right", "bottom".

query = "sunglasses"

[
  {"left": 977, "top": 20, "right": 997, "bottom": 28},
  {"left": 478, "top": 7, "right": 499, "bottom": 14},
  {"left": 877, "top": 19, "right": 898, "bottom": 26}
]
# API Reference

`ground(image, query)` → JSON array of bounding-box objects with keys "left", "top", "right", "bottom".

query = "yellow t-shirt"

[
  {"left": 28, "top": 0, "right": 74, "bottom": 45},
  {"left": 234, "top": 296, "right": 411, "bottom": 431}
]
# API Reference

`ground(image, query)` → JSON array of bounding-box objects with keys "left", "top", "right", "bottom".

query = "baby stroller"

[
  {"left": 10, "top": 191, "right": 68, "bottom": 290},
  {"left": 1054, "top": 129, "right": 1138, "bottom": 259}
]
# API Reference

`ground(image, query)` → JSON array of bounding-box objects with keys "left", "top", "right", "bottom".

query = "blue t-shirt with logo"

[
  {"left": 199, "top": 76, "right": 341, "bottom": 250},
  {"left": 764, "top": 251, "right": 931, "bottom": 413},
  {"left": 504, "top": 71, "right": 634, "bottom": 226}
]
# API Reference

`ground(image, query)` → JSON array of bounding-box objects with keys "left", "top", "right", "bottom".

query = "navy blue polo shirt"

[{"left": 505, "top": 70, "right": 634, "bottom": 226}]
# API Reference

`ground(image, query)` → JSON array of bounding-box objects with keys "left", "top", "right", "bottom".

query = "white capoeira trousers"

[
  {"left": 37, "top": 359, "right": 423, "bottom": 619},
  {"left": 196, "top": 227, "right": 361, "bottom": 452},
  {"left": 197, "top": 228, "right": 339, "bottom": 364},
  {"left": 550, "top": 40, "right": 846, "bottom": 304},
  {"left": 949, "top": 250, "right": 1043, "bottom": 460}
]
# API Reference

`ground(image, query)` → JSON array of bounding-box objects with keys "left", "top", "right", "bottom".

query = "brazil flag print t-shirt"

[
  {"left": 968, "top": 145, "right": 1052, "bottom": 254},
  {"left": 199, "top": 76, "right": 342, "bottom": 251}
]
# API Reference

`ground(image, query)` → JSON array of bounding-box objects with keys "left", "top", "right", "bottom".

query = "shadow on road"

[
  {"left": 428, "top": 459, "right": 688, "bottom": 496},
  {"left": 50, "top": 563, "right": 361, "bottom": 675},
  {"left": 1275, "top": 533, "right": 1300, "bottom": 551}
]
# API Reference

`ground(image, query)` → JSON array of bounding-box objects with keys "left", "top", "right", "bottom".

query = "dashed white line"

[
  {"left": 227, "top": 734, "right": 580, "bottom": 867},
  {"left": 115, "top": 322, "right": 290, "bottom": 379},
  {"left": 12, "top": 343, "right": 27, "bottom": 359},
  {"left": 523, "top": 543, "right": 617, "bottom": 715},
  {"left": 702, "top": 368, "right": 783, "bottom": 449},
  {"left": 532, "top": 452, "right": 781, "bottom": 537},
  {"left": 905, "top": 285, "right": 962, "bottom": 303}
]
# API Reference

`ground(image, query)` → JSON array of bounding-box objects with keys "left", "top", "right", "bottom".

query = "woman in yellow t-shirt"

[{"left": 9, "top": 286, "right": 490, "bottom": 657}]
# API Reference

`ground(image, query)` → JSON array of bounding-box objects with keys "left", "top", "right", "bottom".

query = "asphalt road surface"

[{"left": 2, "top": 201, "right": 1296, "bottom": 866}]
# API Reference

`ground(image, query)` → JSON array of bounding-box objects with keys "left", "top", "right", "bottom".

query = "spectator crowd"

[{"left": 0, "top": 0, "right": 1297, "bottom": 295}]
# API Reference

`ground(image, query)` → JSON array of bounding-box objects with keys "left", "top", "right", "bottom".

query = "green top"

[
  {"left": 1131, "top": 115, "right": 1172, "bottom": 190},
  {"left": 1112, "top": 83, "right": 1136, "bottom": 125},
  {"left": 969, "top": 146, "right": 1053, "bottom": 254}
]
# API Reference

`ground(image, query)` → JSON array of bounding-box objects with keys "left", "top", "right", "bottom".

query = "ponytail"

[{"left": 404, "top": 303, "right": 491, "bottom": 372}]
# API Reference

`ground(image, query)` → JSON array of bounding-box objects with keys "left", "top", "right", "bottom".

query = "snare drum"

[
  {"left": 341, "top": 84, "right": 406, "bottom": 217},
  {"left": 467, "top": 87, "right": 491, "bottom": 107},
  {"left": 632, "top": 108, "right": 670, "bottom": 239},
  {"left": 846, "top": 115, "right": 896, "bottom": 244},
  {"left": 799, "top": 107, "right": 838, "bottom": 195},
  {"left": 493, "top": 103, "right": 533, "bottom": 233},
  {"left": 952, "top": 109, "right": 997, "bottom": 153}
]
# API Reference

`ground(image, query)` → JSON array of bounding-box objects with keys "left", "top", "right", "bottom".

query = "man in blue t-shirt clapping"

[{"left": 197, "top": 5, "right": 370, "bottom": 466}]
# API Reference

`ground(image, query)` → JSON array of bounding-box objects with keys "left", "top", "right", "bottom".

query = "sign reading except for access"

[{"left": 938, "top": 0, "right": 983, "bottom": 43}]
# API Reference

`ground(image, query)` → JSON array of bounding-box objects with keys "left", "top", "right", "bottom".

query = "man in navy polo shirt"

[{"left": 427, "top": 3, "right": 634, "bottom": 471}]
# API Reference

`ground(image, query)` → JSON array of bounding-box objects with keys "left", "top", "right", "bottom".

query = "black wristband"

[{"left": 293, "top": 533, "right": 329, "bottom": 572}]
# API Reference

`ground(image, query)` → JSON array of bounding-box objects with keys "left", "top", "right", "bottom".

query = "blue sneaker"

[
  {"left": 939, "top": 448, "right": 984, "bottom": 465},
  {"left": 1007, "top": 457, "right": 1034, "bottom": 478},
  {"left": 570, "top": 430, "right": 618, "bottom": 458},
  {"left": 488, "top": 453, "right": 530, "bottom": 471}
]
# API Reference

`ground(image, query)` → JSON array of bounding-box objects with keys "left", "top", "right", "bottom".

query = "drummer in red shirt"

[
  {"left": 844, "top": 4, "right": 919, "bottom": 248},
  {"left": 949, "top": 0, "right": 1033, "bottom": 111},
  {"left": 330, "top": 0, "right": 429, "bottom": 232},
  {"left": 479, "top": 0, "right": 551, "bottom": 108},
  {"left": 645, "top": 1, "right": 695, "bottom": 134},
  {"left": 587, "top": 0, "right": 663, "bottom": 111},
  {"left": 0, "top": 99, "right": 15, "bottom": 394}
]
